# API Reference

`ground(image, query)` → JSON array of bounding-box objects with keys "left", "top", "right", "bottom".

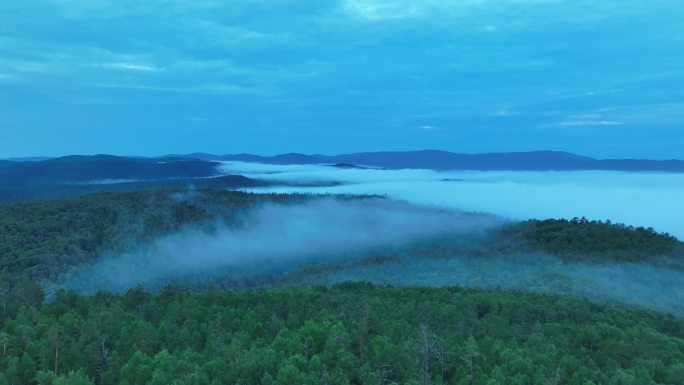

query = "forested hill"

[
  {"left": 1, "top": 191, "right": 682, "bottom": 296},
  {"left": 1, "top": 283, "right": 683, "bottom": 385},
  {"left": 2, "top": 191, "right": 684, "bottom": 384},
  {"left": 500, "top": 218, "right": 684, "bottom": 264},
  {"left": 0, "top": 190, "right": 315, "bottom": 288}
]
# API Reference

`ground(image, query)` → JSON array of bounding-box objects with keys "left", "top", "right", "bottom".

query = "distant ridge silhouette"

[
  {"left": 0, "top": 155, "right": 219, "bottom": 184},
  {"left": 4, "top": 151, "right": 684, "bottom": 175},
  {"left": 167, "top": 150, "right": 684, "bottom": 172}
]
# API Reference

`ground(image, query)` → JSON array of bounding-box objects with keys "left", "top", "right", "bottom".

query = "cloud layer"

[
  {"left": 1, "top": 0, "right": 683, "bottom": 157},
  {"left": 221, "top": 161, "right": 684, "bottom": 238}
]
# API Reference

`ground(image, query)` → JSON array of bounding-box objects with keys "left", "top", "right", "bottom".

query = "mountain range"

[
  {"left": 0, "top": 154, "right": 219, "bottom": 184},
  {"left": 3, "top": 151, "right": 684, "bottom": 185},
  {"left": 165, "top": 150, "right": 684, "bottom": 172}
]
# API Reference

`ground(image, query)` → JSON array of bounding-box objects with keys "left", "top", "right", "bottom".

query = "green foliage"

[
  {"left": 501, "top": 218, "right": 684, "bottom": 263},
  {"left": 1, "top": 283, "right": 683, "bottom": 385},
  {"left": 0, "top": 190, "right": 321, "bottom": 317},
  {"left": 2, "top": 190, "right": 684, "bottom": 385}
]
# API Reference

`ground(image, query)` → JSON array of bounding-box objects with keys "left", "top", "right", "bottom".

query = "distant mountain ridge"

[
  {"left": 4, "top": 151, "right": 684, "bottom": 176},
  {"left": 0, "top": 154, "right": 221, "bottom": 184},
  {"left": 164, "top": 150, "right": 684, "bottom": 172}
]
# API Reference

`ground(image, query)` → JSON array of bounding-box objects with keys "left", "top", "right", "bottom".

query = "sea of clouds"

[{"left": 219, "top": 161, "right": 684, "bottom": 238}]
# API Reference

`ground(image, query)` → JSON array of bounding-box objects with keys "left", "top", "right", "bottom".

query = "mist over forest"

[
  {"left": 58, "top": 198, "right": 502, "bottom": 293},
  {"left": 10, "top": 188, "right": 671, "bottom": 317},
  {"left": 220, "top": 161, "right": 684, "bottom": 239},
  {"left": 4, "top": 0, "right": 684, "bottom": 381},
  {"left": 2, "top": 160, "right": 684, "bottom": 385}
]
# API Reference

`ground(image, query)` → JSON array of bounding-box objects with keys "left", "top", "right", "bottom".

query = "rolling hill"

[{"left": 0, "top": 155, "right": 220, "bottom": 185}]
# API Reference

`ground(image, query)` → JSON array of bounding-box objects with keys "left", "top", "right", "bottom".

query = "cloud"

[
  {"left": 219, "top": 161, "right": 684, "bottom": 239},
  {"left": 341, "top": 0, "right": 565, "bottom": 21},
  {"left": 558, "top": 120, "right": 624, "bottom": 127},
  {"left": 1, "top": 0, "right": 683, "bottom": 157},
  {"left": 0, "top": 73, "right": 20, "bottom": 81},
  {"left": 343, "top": 0, "right": 422, "bottom": 20},
  {"left": 101, "top": 62, "right": 160, "bottom": 72}
]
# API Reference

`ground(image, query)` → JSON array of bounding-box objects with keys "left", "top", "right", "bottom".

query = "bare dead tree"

[
  {"left": 463, "top": 336, "right": 479, "bottom": 385},
  {"left": 434, "top": 340, "right": 448, "bottom": 383},
  {"left": 0, "top": 332, "right": 8, "bottom": 357},
  {"left": 301, "top": 338, "right": 311, "bottom": 360},
  {"left": 375, "top": 364, "right": 393, "bottom": 385},
  {"left": 0, "top": 282, "right": 9, "bottom": 316},
  {"left": 318, "top": 365, "right": 331, "bottom": 385},
  {"left": 92, "top": 336, "right": 110, "bottom": 384},
  {"left": 359, "top": 363, "right": 367, "bottom": 385},
  {"left": 546, "top": 366, "right": 561, "bottom": 385},
  {"left": 418, "top": 324, "right": 435, "bottom": 385},
  {"left": 49, "top": 326, "right": 60, "bottom": 374}
]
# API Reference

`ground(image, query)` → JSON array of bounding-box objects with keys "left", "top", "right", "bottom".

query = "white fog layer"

[
  {"left": 60, "top": 199, "right": 502, "bottom": 292},
  {"left": 220, "top": 162, "right": 684, "bottom": 238}
]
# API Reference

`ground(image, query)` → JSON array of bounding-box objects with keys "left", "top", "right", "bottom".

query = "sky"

[{"left": 1, "top": 0, "right": 683, "bottom": 158}]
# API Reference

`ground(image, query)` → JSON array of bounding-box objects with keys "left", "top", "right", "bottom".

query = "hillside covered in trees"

[
  {"left": 499, "top": 218, "right": 683, "bottom": 264},
  {"left": 1, "top": 190, "right": 682, "bottom": 307},
  {"left": 1, "top": 190, "right": 683, "bottom": 383},
  {"left": 1, "top": 283, "right": 683, "bottom": 385},
  {"left": 0, "top": 190, "right": 320, "bottom": 288}
]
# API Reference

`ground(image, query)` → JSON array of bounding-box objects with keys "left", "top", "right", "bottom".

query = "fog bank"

[
  {"left": 55, "top": 195, "right": 684, "bottom": 315},
  {"left": 61, "top": 198, "right": 501, "bottom": 292},
  {"left": 219, "top": 162, "right": 684, "bottom": 239},
  {"left": 308, "top": 253, "right": 684, "bottom": 316}
]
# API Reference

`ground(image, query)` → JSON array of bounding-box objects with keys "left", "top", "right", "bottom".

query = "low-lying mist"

[
  {"left": 59, "top": 198, "right": 502, "bottom": 293},
  {"left": 56, "top": 196, "right": 684, "bottom": 316},
  {"left": 300, "top": 252, "right": 684, "bottom": 316},
  {"left": 219, "top": 161, "right": 684, "bottom": 239}
]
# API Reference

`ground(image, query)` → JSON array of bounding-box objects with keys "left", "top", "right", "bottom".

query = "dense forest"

[
  {"left": 0, "top": 190, "right": 321, "bottom": 287},
  {"left": 0, "top": 190, "right": 326, "bottom": 315},
  {"left": 500, "top": 218, "right": 683, "bottom": 264},
  {"left": 1, "top": 190, "right": 682, "bottom": 308},
  {"left": 2, "top": 190, "right": 684, "bottom": 383},
  {"left": 1, "top": 283, "right": 683, "bottom": 385},
  {"left": 2, "top": 191, "right": 680, "bottom": 286}
]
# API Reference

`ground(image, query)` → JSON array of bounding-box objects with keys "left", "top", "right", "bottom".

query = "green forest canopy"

[
  {"left": 1, "top": 283, "right": 683, "bottom": 385},
  {"left": 1, "top": 190, "right": 682, "bottom": 304},
  {"left": 1, "top": 190, "right": 684, "bottom": 384}
]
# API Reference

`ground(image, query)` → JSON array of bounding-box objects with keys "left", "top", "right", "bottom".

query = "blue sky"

[{"left": 1, "top": 0, "right": 682, "bottom": 158}]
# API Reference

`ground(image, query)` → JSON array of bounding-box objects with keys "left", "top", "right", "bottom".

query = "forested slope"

[
  {"left": 500, "top": 218, "right": 684, "bottom": 264},
  {"left": 1, "top": 283, "right": 683, "bottom": 385},
  {"left": 1, "top": 191, "right": 684, "bottom": 384},
  {"left": 1, "top": 190, "right": 682, "bottom": 305},
  {"left": 0, "top": 190, "right": 314, "bottom": 290}
]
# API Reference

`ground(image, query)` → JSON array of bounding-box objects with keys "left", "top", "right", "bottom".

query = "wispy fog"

[
  {"left": 306, "top": 253, "right": 684, "bottom": 316},
  {"left": 60, "top": 198, "right": 502, "bottom": 293},
  {"left": 56, "top": 195, "right": 684, "bottom": 315},
  {"left": 219, "top": 162, "right": 684, "bottom": 238}
]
